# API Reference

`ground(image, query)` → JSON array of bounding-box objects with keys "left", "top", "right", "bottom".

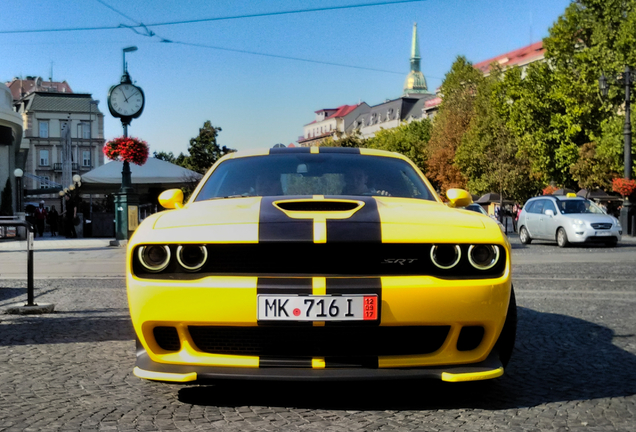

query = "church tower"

[{"left": 403, "top": 23, "right": 429, "bottom": 95}]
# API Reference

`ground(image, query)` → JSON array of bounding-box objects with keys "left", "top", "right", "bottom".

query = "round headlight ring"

[
  {"left": 176, "top": 245, "right": 208, "bottom": 271},
  {"left": 430, "top": 244, "right": 462, "bottom": 269},
  {"left": 138, "top": 245, "right": 171, "bottom": 272},
  {"left": 468, "top": 244, "right": 500, "bottom": 270}
]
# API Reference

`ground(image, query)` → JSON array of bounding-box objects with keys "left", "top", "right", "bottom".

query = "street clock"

[{"left": 107, "top": 75, "right": 145, "bottom": 124}]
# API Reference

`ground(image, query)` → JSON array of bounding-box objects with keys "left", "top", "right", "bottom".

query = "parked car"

[
  {"left": 517, "top": 194, "right": 621, "bottom": 247},
  {"left": 127, "top": 147, "right": 515, "bottom": 384}
]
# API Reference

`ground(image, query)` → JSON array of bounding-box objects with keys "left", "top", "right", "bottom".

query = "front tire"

[
  {"left": 556, "top": 228, "right": 569, "bottom": 248},
  {"left": 519, "top": 226, "right": 532, "bottom": 244},
  {"left": 495, "top": 288, "right": 517, "bottom": 368}
]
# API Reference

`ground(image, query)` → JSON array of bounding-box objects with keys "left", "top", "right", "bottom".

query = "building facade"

[
  {"left": 6, "top": 77, "right": 105, "bottom": 205},
  {"left": 0, "top": 84, "right": 23, "bottom": 214}
]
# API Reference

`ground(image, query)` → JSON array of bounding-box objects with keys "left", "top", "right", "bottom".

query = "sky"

[{"left": 1, "top": 0, "right": 572, "bottom": 156}]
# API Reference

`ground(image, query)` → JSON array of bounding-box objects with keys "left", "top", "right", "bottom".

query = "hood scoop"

[{"left": 275, "top": 200, "right": 361, "bottom": 212}]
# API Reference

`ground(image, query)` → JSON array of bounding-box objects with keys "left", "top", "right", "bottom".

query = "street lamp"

[
  {"left": 123, "top": 46, "right": 138, "bottom": 78},
  {"left": 599, "top": 66, "right": 635, "bottom": 235},
  {"left": 13, "top": 168, "right": 23, "bottom": 215}
]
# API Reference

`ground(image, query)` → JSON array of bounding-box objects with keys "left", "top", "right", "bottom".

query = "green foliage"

[
  {"left": 569, "top": 142, "right": 619, "bottom": 190},
  {"left": 0, "top": 178, "right": 14, "bottom": 216},
  {"left": 426, "top": 56, "right": 482, "bottom": 192},
  {"left": 182, "top": 121, "right": 235, "bottom": 174},
  {"left": 455, "top": 68, "right": 540, "bottom": 203},
  {"left": 321, "top": 130, "right": 367, "bottom": 148},
  {"left": 366, "top": 118, "right": 432, "bottom": 173}
]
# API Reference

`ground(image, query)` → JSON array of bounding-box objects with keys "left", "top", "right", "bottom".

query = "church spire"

[{"left": 403, "top": 22, "right": 428, "bottom": 95}]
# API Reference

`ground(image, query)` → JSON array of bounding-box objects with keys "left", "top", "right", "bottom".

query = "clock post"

[{"left": 108, "top": 46, "right": 144, "bottom": 244}]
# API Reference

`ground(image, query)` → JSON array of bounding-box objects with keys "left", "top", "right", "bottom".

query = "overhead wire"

[{"left": 0, "top": 0, "right": 427, "bottom": 34}]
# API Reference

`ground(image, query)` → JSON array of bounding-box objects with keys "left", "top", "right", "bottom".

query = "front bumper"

[
  {"left": 127, "top": 274, "right": 512, "bottom": 378},
  {"left": 567, "top": 225, "right": 621, "bottom": 243},
  {"left": 134, "top": 344, "right": 505, "bottom": 383}
]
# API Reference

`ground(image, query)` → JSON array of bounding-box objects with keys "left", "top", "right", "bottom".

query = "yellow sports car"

[{"left": 127, "top": 147, "right": 515, "bottom": 383}]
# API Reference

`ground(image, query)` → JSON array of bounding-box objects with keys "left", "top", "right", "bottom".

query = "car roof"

[
  {"left": 218, "top": 146, "right": 409, "bottom": 162},
  {"left": 528, "top": 195, "right": 585, "bottom": 202}
]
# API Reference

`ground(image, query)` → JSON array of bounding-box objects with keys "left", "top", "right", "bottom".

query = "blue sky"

[{"left": 1, "top": 0, "right": 571, "bottom": 155}]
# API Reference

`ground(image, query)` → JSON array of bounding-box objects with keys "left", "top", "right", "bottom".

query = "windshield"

[
  {"left": 194, "top": 153, "right": 436, "bottom": 201},
  {"left": 557, "top": 199, "right": 606, "bottom": 215}
]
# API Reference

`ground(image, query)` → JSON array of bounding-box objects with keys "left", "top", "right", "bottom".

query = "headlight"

[
  {"left": 616, "top": 219, "right": 622, "bottom": 228},
  {"left": 468, "top": 245, "right": 500, "bottom": 270},
  {"left": 572, "top": 219, "right": 585, "bottom": 226},
  {"left": 138, "top": 245, "right": 171, "bottom": 272},
  {"left": 430, "top": 245, "right": 461, "bottom": 269},
  {"left": 176, "top": 245, "right": 208, "bottom": 271}
]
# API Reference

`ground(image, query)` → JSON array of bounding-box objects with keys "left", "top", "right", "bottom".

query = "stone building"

[
  {"left": 0, "top": 84, "right": 23, "bottom": 214},
  {"left": 6, "top": 77, "right": 104, "bottom": 207}
]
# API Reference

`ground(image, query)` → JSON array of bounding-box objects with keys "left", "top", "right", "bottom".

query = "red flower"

[
  {"left": 611, "top": 177, "right": 636, "bottom": 197},
  {"left": 103, "top": 137, "right": 149, "bottom": 166}
]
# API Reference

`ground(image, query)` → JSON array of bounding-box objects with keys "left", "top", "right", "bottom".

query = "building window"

[
  {"left": 83, "top": 150, "right": 91, "bottom": 167},
  {"left": 39, "top": 120, "right": 49, "bottom": 138},
  {"left": 78, "top": 123, "right": 91, "bottom": 139},
  {"left": 40, "top": 176, "right": 49, "bottom": 189},
  {"left": 39, "top": 150, "right": 49, "bottom": 166}
]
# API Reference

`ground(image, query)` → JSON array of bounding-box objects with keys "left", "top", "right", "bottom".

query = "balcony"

[{"left": 53, "top": 163, "right": 79, "bottom": 172}]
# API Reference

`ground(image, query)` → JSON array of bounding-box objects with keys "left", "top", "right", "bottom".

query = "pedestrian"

[
  {"left": 512, "top": 203, "right": 520, "bottom": 232},
  {"left": 62, "top": 195, "right": 77, "bottom": 238},
  {"left": 34, "top": 200, "right": 48, "bottom": 237},
  {"left": 47, "top": 205, "right": 59, "bottom": 237}
]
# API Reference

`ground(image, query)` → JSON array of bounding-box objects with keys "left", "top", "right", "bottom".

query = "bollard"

[{"left": 1, "top": 218, "right": 54, "bottom": 314}]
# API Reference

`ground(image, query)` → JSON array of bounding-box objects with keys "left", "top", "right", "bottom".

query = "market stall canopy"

[
  {"left": 576, "top": 188, "right": 622, "bottom": 201},
  {"left": 550, "top": 188, "right": 576, "bottom": 196},
  {"left": 80, "top": 158, "right": 203, "bottom": 194},
  {"left": 475, "top": 192, "right": 514, "bottom": 204}
]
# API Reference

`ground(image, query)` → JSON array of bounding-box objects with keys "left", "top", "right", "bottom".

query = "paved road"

[{"left": 0, "top": 236, "right": 635, "bottom": 431}]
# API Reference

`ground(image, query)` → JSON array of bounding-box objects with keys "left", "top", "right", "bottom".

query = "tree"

[
  {"left": 320, "top": 130, "right": 367, "bottom": 148},
  {"left": 456, "top": 68, "right": 539, "bottom": 203},
  {"left": 366, "top": 118, "right": 432, "bottom": 173},
  {"left": 0, "top": 178, "right": 14, "bottom": 216},
  {"left": 570, "top": 142, "right": 620, "bottom": 191},
  {"left": 182, "top": 121, "right": 235, "bottom": 174},
  {"left": 426, "top": 56, "right": 481, "bottom": 193}
]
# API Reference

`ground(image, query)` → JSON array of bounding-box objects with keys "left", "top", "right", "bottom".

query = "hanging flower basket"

[
  {"left": 611, "top": 177, "right": 636, "bottom": 198},
  {"left": 103, "top": 136, "right": 149, "bottom": 166}
]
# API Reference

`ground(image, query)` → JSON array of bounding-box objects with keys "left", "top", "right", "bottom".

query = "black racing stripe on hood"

[
  {"left": 259, "top": 197, "right": 313, "bottom": 242},
  {"left": 325, "top": 277, "right": 381, "bottom": 327},
  {"left": 325, "top": 196, "right": 382, "bottom": 243}
]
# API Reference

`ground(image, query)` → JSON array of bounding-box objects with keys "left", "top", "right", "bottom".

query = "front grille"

[
  {"left": 188, "top": 325, "right": 450, "bottom": 357},
  {"left": 133, "top": 243, "right": 507, "bottom": 279},
  {"left": 591, "top": 223, "right": 612, "bottom": 230},
  {"left": 153, "top": 326, "right": 181, "bottom": 351}
]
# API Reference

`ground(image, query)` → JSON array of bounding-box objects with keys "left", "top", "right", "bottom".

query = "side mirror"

[
  {"left": 446, "top": 188, "right": 473, "bottom": 208},
  {"left": 544, "top": 209, "right": 554, "bottom": 217},
  {"left": 159, "top": 189, "right": 184, "bottom": 209}
]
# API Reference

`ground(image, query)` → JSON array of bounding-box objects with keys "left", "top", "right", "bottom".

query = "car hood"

[{"left": 131, "top": 196, "right": 505, "bottom": 245}]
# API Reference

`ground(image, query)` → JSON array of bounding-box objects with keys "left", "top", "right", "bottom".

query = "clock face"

[{"left": 109, "top": 84, "right": 144, "bottom": 117}]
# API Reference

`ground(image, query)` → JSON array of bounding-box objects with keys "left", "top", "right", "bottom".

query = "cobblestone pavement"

[{"left": 0, "top": 237, "right": 635, "bottom": 431}]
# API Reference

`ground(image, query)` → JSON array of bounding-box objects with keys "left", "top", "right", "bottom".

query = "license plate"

[
  {"left": 596, "top": 231, "right": 611, "bottom": 236},
  {"left": 257, "top": 294, "right": 378, "bottom": 321}
]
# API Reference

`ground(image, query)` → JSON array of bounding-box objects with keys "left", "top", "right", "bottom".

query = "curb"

[{"left": 4, "top": 303, "right": 55, "bottom": 315}]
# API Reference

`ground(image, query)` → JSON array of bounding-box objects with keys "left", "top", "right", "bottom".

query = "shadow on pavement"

[
  {"left": 178, "top": 307, "right": 636, "bottom": 409},
  {"left": 0, "top": 287, "right": 59, "bottom": 306},
  {"left": 0, "top": 316, "right": 135, "bottom": 346}
]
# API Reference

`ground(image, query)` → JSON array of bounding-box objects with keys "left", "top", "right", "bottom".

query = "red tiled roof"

[
  {"left": 474, "top": 41, "right": 545, "bottom": 74},
  {"left": 325, "top": 104, "right": 358, "bottom": 119},
  {"left": 6, "top": 77, "right": 73, "bottom": 100},
  {"left": 424, "top": 97, "right": 442, "bottom": 108}
]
